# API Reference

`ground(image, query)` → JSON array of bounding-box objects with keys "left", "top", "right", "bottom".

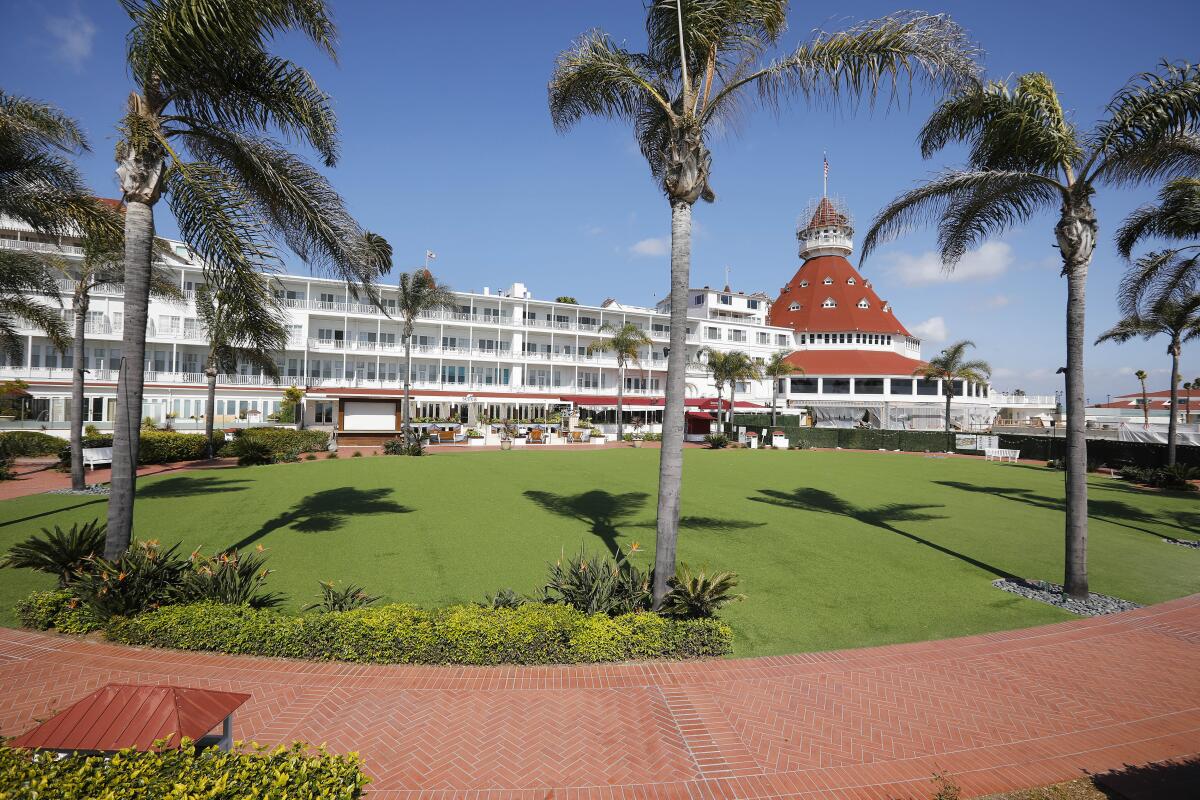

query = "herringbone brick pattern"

[{"left": 2, "top": 595, "right": 1199, "bottom": 799}]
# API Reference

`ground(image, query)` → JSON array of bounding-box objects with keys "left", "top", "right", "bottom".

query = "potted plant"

[{"left": 466, "top": 428, "right": 485, "bottom": 447}]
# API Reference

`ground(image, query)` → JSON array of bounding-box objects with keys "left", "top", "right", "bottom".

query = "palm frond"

[
  {"left": 918, "top": 75, "right": 1080, "bottom": 174},
  {"left": 861, "top": 169, "right": 1061, "bottom": 264},
  {"left": 0, "top": 90, "right": 89, "bottom": 153},
  {"left": 0, "top": 250, "right": 69, "bottom": 356},
  {"left": 1089, "top": 61, "right": 1200, "bottom": 184},
  {"left": 1116, "top": 249, "right": 1200, "bottom": 316},
  {"left": 397, "top": 269, "right": 456, "bottom": 336},
  {"left": 588, "top": 322, "right": 652, "bottom": 366},
  {"left": 1115, "top": 177, "right": 1200, "bottom": 258},
  {"left": 549, "top": 30, "right": 672, "bottom": 133},
  {"left": 195, "top": 279, "right": 287, "bottom": 378},
  {"left": 712, "top": 12, "right": 979, "bottom": 122}
]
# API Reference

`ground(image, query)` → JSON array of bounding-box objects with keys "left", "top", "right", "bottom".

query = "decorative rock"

[
  {"left": 992, "top": 578, "right": 1142, "bottom": 617},
  {"left": 46, "top": 485, "right": 111, "bottom": 496},
  {"left": 1164, "top": 537, "right": 1200, "bottom": 549}
]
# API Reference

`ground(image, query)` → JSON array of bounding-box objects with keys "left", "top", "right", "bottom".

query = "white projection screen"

[{"left": 342, "top": 401, "right": 396, "bottom": 431}]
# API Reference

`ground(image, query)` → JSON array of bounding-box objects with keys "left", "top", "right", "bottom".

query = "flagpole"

[{"left": 823, "top": 152, "right": 828, "bottom": 198}]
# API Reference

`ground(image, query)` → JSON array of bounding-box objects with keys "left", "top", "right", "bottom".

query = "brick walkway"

[
  {"left": 0, "top": 458, "right": 237, "bottom": 501},
  {"left": 1, "top": 597, "right": 1198, "bottom": 798}
]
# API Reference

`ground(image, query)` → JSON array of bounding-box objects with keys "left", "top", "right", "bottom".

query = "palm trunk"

[
  {"left": 204, "top": 363, "right": 217, "bottom": 459},
  {"left": 728, "top": 382, "right": 737, "bottom": 436},
  {"left": 105, "top": 199, "right": 155, "bottom": 559},
  {"left": 616, "top": 362, "right": 625, "bottom": 441},
  {"left": 770, "top": 379, "right": 778, "bottom": 429},
  {"left": 652, "top": 200, "right": 691, "bottom": 609},
  {"left": 1140, "top": 379, "right": 1149, "bottom": 427},
  {"left": 715, "top": 384, "right": 723, "bottom": 435},
  {"left": 402, "top": 331, "right": 413, "bottom": 443},
  {"left": 1167, "top": 344, "right": 1180, "bottom": 467},
  {"left": 944, "top": 388, "right": 953, "bottom": 451},
  {"left": 1057, "top": 203, "right": 1095, "bottom": 600},
  {"left": 69, "top": 291, "right": 88, "bottom": 490}
]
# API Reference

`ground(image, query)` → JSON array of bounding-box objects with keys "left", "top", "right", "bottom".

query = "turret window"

[
  {"left": 799, "top": 280, "right": 809, "bottom": 288},
  {"left": 789, "top": 302, "right": 801, "bottom": 311},
  {"left": 823, "top": 277, "right": 833, "bottom": 285},
  {"left": 847, "top": 277, "right": 856, "bottom": 285},
  {"left": 821, "top": 297, "right": 836, "bottom": 308},
  {"left": 857, "top": 298, "right": 869, "bottom": 309}
]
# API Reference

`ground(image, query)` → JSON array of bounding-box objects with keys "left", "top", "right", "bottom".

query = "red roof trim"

[{"left": 781, "top": 349, "right": 927, "bottom": 376}]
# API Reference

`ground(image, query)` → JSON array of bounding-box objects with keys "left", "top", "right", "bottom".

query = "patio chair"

[
  {"left": 437, "top": 429, "right": 461, "bottom": 444},
  {"left": 528, "top": 427, "right": 546, "bottom": 444},
  {"left": 569, "top": 430, "right": 584, "bottom": 443}
]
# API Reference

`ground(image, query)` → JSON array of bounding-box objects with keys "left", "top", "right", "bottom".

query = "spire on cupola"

[{"left": 797, "top": 154, "right": 854, "bottom": 260}]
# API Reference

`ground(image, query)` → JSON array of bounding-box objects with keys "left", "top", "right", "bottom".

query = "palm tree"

[
  {"left": 914, "top": 340, "right": 990, "bottom": 442},
  {"left": 1134, "top": 369, "right": 1151, "bottom": 426},
  {"left": 396, "top": 269, "right": 455, "bottom": 443},
  {"left": 55, "top": 231, "right": 181, "bottom": 490},
  {"left": 195, "top": 280, "right": 288, "bottom": 458},
  {"left": 1, "top": 90, "right": 113, "bottom": 362},
  {"left": 1097, "top": 291, "right": 1200, "bottom": 466},
  {"left": 861, "top": 64, "right": 1200, "bottom": 600},
  {"left": 587, "top": 322, "right": 652, "bottom": 441},
  {"left": 693, "top": 347, "right": 734, "bottom": 432},
  {"left": 763, "top": 351, "right": 799, "bottom": 428},
  {"left": 549, "top": 2, "right": 979, "bottom": 608},
  {"left": 724, "top": 352, "right": 763, "bottom": 434},
  {"left": 104, "top": 1, "right": 392, "bottom": 559}
]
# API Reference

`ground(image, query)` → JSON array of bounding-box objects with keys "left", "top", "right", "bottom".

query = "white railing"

[
  {"left": 991, "top": 393, "right": 1056, "bottom": 406},
  {"left": 0, "top": 238, "right": 85, "bottom": 256}
]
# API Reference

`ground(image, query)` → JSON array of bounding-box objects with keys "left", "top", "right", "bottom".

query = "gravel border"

[
  {"left": 1164, "top": 537, "right": 1200, "bottom": 549},
  {"left": 46, "top": 485, "right": 110, "bottom": 496},
  {"left": 992, "top": 578, "right": 1142, "bottom": 616}
]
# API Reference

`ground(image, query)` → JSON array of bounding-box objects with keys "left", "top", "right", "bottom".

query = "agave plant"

[
  {"left": 660, "top": 564, "right": 745, "bottom": 620},
  {"left": 0, "top": 520, "right": 106, "bottom": 587},
  {"left": 175, "top": 548, "right": 284, "bottom": 609},
  {"left": 480, "top": 588, "right": 527, "bottom": 610},
  {"left": 542, "top": 546, "right": 651, "bottom": 616},
  {"left": 304, "top": 580, "right": 380, "bottom": 613}
]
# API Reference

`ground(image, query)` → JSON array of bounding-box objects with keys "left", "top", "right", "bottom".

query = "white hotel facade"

[{"left": 0, "top": 197, "right": 1053, "bottom": 440}]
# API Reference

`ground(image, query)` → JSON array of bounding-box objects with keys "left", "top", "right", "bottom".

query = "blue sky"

[{"left": 2, "top": 0, "right": 1196, "bottom": 400}]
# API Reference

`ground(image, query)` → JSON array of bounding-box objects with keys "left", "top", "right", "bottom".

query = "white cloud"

[
  {"left": 986, "top": 294, "right": 1011, "bottom": 308},
  {"left": 46, "top": 6, "right": 96, "bottom": 71},
  {"left": 629, "top": 237, "right": 668, "bottom": 257},
  {"left": 911, "top": 316, "right": 948, "bottom": 343},
  {"left": 887, "top": 241, "right": 1014, "bottom": 286}
]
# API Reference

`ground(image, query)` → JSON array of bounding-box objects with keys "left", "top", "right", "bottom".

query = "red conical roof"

[
  {"left": 805, "top": 197, "right": 849, "bottom": 229},
  {"left": 769, "top": 254, "right": 911, "bottom": 336}
]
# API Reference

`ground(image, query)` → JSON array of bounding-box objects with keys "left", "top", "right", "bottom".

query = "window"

[
  {"left": 839, "top": 333, "right": 847, "bottom": 343},
  {"left": 917, "top": 379, "right": 939, "bottom": 396},
  {"left": 856, "top": 378, "right": 884, "bottom": 394},
  {"left": 776, "top": 334, "right": 789, "bottom": 346},
  {"left": 890, "top": 378, "right": 914, "bottom": 395},
  {"left": 756, "top": 332, "right": 770, "bottom": 344},
  {"left": 719, "top": 294, "right": 732, "bottom": 305},
  {"left": 857, "top": 299, "right": 869, "bottom": 309},
  {"left": 822, "top": 297, "right": 836, "bottom": 309},
  {"left": 578, "top": 371, "right": 601, "bottom": 389},
  {"left": 800, "top": 334, "right": 806, "bottom": 344},
  {"left": 789, "top": 302, "right": 801, "bottom": 311},
  {"left": 694, "top": 295, "right": 703, "bottom": 305},
  {"left": 823, "top": 277, "right": 833, "bottom": 285},
  {"left": 727, "top": 329, "right": 746, "bottom": 343},
  {"left": 313, "top": 401, "right": 334, "bottom": 424},
  {"left": 823, "top": 378, "right": 850, "bottom": 394},
  {"left": 705, "top": 326, "right": 720, "bottom": 339},
  {"left": 747, "top": 299, "right": 759, "bottom": 309},
  {"left": 799, "top": 280, "right": 809, "bottom": 288},
  {"left": 847, "top": 277, "right": 856, "bottom": 285}
]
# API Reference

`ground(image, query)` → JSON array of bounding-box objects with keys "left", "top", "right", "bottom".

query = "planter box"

[
  {"left": 468, "top": 438, "right": 486, "bottom": 447},
  {"left": 631, "top": 438, "right": 643, "bottom": 448},
  {"left": 591, "top": 437, "right": 607, "bottom": 445},
  {"left": 500, "top": 439, "right": 512, "bottom": 451},
  {"left": 513, "top": 437, "right": 528, "bottom": 447},
  {"left": 772, "top": 435, "right": 789, "bottom": 449}
]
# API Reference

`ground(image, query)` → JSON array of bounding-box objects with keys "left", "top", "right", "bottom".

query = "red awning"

[
  {"left": 10, "top": 684, "right": 250, "bottom": 752},
  {"left": 686, "top": 411, "right": 716, "bottom": 420}
]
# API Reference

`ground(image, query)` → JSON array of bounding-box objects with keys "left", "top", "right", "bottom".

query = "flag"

[
  {"left": 823, "top": 154, "right": 829, "bottom": 179},
  {"left": 425, "top": 250, "right": 437, "bottom": 260}
]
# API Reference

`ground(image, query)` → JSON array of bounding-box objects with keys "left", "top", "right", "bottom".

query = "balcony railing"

[{"left": 0, "top": 238, "right": 85, "bottom": 256}]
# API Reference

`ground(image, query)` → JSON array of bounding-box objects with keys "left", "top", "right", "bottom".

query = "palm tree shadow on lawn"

[
  {"left": 933, "top": 481, "right": 1194, "bottom": 541},
  {"left": 523, "top": 490, "right": 763, "bottom": 556},
  {"left": 750, "top": 487, "right": 1023, "bottom": 581},
  {"left": 227, "top": 487, "right": 412, "bottom": 552},
  {"left": 137, "top": 475, "right": 252, "bottom": 499}
]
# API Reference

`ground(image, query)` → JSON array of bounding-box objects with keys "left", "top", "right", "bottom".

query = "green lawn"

[{"left": 1, "top": 450, "right": 1197, "bottom": 657}]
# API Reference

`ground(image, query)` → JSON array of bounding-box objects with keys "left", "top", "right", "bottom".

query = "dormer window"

[
  {"left": 788, "top": 302, "right": 801, "bottom": 311},
  {"left": 883, "top": 303, "right": 892, "bottom": 312},
  {"left": 847, "top": 277, "right": 856, "bottom": 285},
  {"left": 821, "top": 297, "right": 837, "bottom": 309},
  {"left": 799, "top": 280, "right": 809, "bottom": 288},
  {"left": 857, "top": 298, "right": 869, "bottom": 309},
  {"left": 822, "top": 277, "right": 833, "bottom": 285}
]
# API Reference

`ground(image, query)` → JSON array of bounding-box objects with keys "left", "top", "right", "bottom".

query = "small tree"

[
  {"left": 396, "top": 270, "right": 456, "bottom": 443},
  {"left": 1135, "top": 369, "right": 1151, "bottom": 426},
  {"left": 279, "top": 385, "right": 304, "bottom": 425},
  {"left": 587, "top": 322, "right": 652, "bottom": 441},
  {"left": 724, "top": 353, "right": 763, "bottom": 434},
  {"left": 913, "top": 340, "right": 990, "bottom": 442},
  {"left": 764, "top": 352, "right": 800, "bottom": 428},
  {"left": 555, "top": 296, "right": 578, "bottom": 304}
]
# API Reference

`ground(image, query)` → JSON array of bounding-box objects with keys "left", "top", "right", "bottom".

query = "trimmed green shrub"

[
  {"left": 236, "top": 427, "right": 329, "bottom": 457},
  {"left": 0, "top": 742, "right": 366, "bottom": 799},
  {"left": 107, "top": 601, "right": 733, "bottom": 664},
  {"left": 15, "top": 589, "right": 102, "bottom": 634},
  {"left": 0, "top": 430, "right": 65, "bottom": 457},
  {"left": 704, "top": 433, "right": 729, "bottom": 449},
  {"left": 228, "top": 436, "right": 275, "bottom": 466},
  {"left": 58, "top": 432, "right": 224, "bottom": 465}
]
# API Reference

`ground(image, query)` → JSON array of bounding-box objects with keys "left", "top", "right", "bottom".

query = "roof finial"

[
  {"left": 724, "top": 264, "right": 731, "bottom": 292},
  {"left": 822, "top": 151, "right": 828, "bottom": 198}
]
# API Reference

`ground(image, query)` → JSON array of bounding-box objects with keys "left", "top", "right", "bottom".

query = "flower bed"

[
  {"left": 106, "top": 601, "right": 732, "bottom": 665},
  {"left": 0, "top": 742, "right": 366, "bottom": 799}
]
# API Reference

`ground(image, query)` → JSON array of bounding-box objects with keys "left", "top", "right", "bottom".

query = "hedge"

[
  {"left": 58, "top": 431, "right": 224, "bottom": 465},
  {"left": 108, "top": 602, "right": 733, "bottom": 665},
  {"left": 235, "top": 427, "right": 329, "bottom": 456},
  {"left": 14, "top": 590, "right": 101, "bottom": 635},
  {"left": 0, "top": 742, "right": 366, "bottom": 799},
  {"left": 0, "top": 431, "right": 65, "bottom": 457}
]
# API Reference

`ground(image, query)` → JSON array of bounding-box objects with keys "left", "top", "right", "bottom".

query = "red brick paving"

[
  {"left": 0, "top": 457, "right": 238, "bottom": 501},
  {"left": 2, "top": 596, "right": 1198, "bottom": 798}
]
